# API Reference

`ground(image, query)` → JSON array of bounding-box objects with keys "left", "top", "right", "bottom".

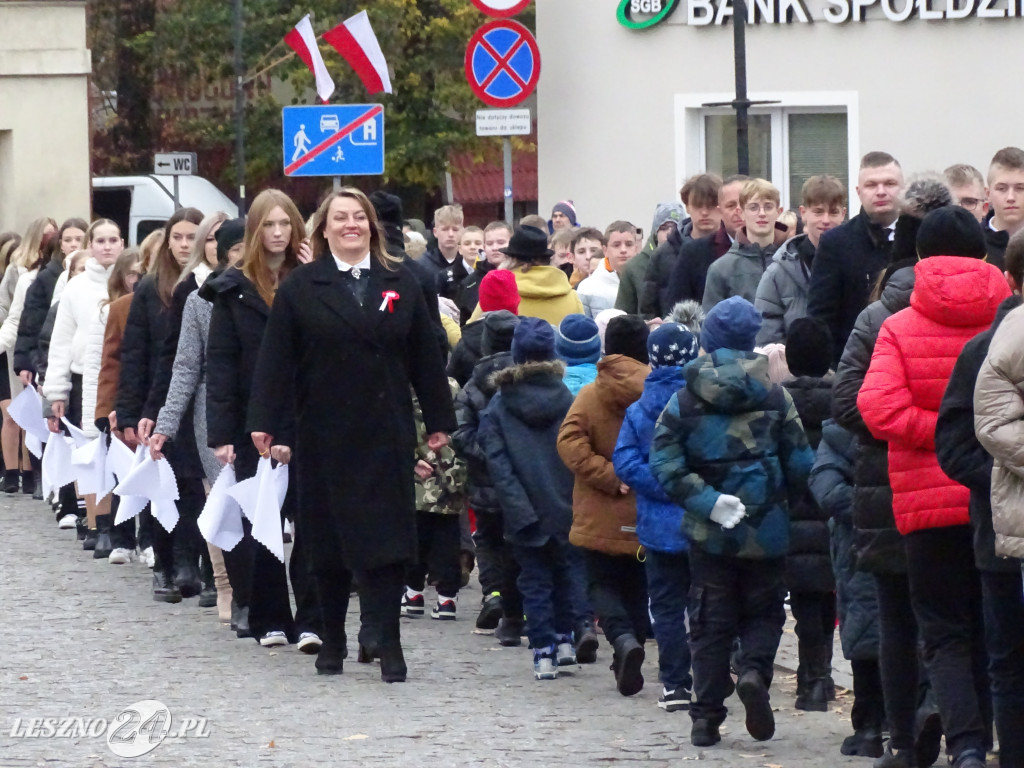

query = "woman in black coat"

[
  {"left": 116, "top": 207, "right": 205, "bottom": 603},
  {"left": 203, "top": 189, "right": 319, "bottom": 649},
  {"left": 248, "top": 187, "right": 456, "bottom": 682}
]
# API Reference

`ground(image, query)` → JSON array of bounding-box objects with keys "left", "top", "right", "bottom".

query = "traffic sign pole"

[
  {"left": 503, "top": 137, "right": 513, "bottom": 225},
  {"left": 173, "top": 176, "right": 180, "bottom": 211}
]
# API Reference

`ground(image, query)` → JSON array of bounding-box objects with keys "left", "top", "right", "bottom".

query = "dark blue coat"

[
  {"left": 811, "top": 419, "right": 879, "bottom": 662},
  {"left": 478, "top": 359, "right": 574, "bottom": 547},
  {"left": 613, "top": 366, "right": 689, "bottom": 554}
]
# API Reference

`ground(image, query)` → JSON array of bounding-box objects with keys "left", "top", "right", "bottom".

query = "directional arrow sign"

[{"left": 153, "top": 152, "right": 196, "bottom": 176}]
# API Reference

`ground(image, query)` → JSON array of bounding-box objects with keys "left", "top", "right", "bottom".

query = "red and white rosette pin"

[{"left": 379, "top": 290, "right": 400, "bottom": 313}]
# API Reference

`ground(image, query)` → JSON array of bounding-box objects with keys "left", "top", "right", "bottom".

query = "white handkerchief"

[
  {"left": 112, "top": 448, "right": 180, "bottom": 532},
  {"left": 112, "top": 446, "right": 149, "bottom": 526},
  {"left": 60, "top": 417, "right": 92, "bottom": 449},
  {"left": 198, "top": 464, "right": 244, "bottom": 551},
  {"left": 7, "top": 386, "right": 50, "bottom": 449},
  {"left": 71, "top": 436, "right": 110, "bottom": 498},
  {"left": 25, "top": 433, "right": 43, "bottom": 461},
  {"left": 151, "top": 498, "right": 180, "bottom": 533},
  {"left": 228, "top": 458, "right": 288, "bottom": 563},
  {"left": 41, "top": 433, "right": 76, "bottom": 498}
]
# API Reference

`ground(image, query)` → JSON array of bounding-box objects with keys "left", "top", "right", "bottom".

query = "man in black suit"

[{"left": 807, "top": 151, "right": 904, "bottom": 366}]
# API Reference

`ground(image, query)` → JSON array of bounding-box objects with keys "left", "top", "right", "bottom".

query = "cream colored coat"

[{"left": 974, "top": 303, "right": 1024, "bottom": 558}]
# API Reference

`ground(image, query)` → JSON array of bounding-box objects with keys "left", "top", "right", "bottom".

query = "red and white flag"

[
  {"left": 284, "top": 14, "right": 335, "bottom": 103},
  {"left": 323, "top": 11, "right": 393, "bottom": 95}
]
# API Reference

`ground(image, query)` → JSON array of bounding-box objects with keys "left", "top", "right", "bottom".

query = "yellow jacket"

[{"left": 469, "top": 265, "right": 583, "bottom": 326}]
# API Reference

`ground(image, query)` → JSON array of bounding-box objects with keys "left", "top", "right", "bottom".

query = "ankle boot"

[
  {"left": 3, "top": 469, "right": 19, "bottom": 493},
  {"left": 197, "top": 546, "right": 216, "bottom": 607},
  {"left": 172, "top": 534, "right": 202, "bottom": 598},
  {"left": 378, "top": 622, "right": 407, "bottom": 683},
  {"left": 611, "top": 634, "right": 645, "bottom": 696},
  {"left": 20, "top": 469, "right": 35, "bottom": 496},
  {"left": 795, "top": 646, "right": 830, "bottom": 712},
  {"left": 152, "top": 570, "right": 183, "bottom": 603},
  {"left": 234, "top": 605, "right": 252, "bottom": 638},
  {"left": 93, "top": 514, "right": 113, "bottom": 559},
  {"left": 82, "top": 528, "right": 99, "bottom": 551}
]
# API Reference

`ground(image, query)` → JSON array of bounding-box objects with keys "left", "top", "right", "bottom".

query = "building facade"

[
  {"left": 0, "top": 1, "right": 91, "bottom": 232},
  {"left": 537, "top": 0, "right": 1023, "bottom": 230}
]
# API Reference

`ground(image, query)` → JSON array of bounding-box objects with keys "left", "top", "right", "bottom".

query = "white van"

[{"left": 92, "top": 175, "right": 240, "bottom": 246}]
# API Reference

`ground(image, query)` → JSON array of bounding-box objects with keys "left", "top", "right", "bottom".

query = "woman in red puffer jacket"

[{"left": 858, "top": 206, "right": 1010, "bottom": 768}]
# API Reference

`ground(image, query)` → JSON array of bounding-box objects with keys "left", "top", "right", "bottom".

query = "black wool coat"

[
  {"left": 116, "top": 274, "right": 203, "bottom": 478},
  {"left": 659, "top": 224, "right": 732, "bottom": 316},
  {"left": 202, "top": 267, "right": 280, "bottom": 481},
  {"left": 782, "top": 374, "right": 836, "bottom": 592},
  {"left": 14, "top": 256, "right": 62, "bottom": 375},
  {"left": 807, "top": 213, "right": 892, "bottom": 368},
  {"left": 246, "top": 256, "right": 456, "bottom": 572}
]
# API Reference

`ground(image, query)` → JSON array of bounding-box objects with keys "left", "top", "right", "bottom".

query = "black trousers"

[
  {"left": 687, "top": 549, "right": 786, "bottom": 725},
  {"left": 906, "top": 526, "right": 991, "bottom": 760},
  {"left": 850, "top": 658, "right": 886, "bottom": 730},
  {"left": 874, "top": 572, "right": 921, "bottom": 750},
  {"left": 405, "top": 511, "right": 461, "bottom": 598},
  {"left": 473, "top": 509, "right": 523, "bottom": 619},
  {"left": 313, "top": 561, "right": 406, "bottom": 656},
  {"left": 151, "top": 476, "right": 204, "bottom": 576},
  {"left": 790, "top": 590, "right": 836, "bottom": 650},
  {"left": 582, "top": 549, "right": 650, "bottom": 646},
  {"left": 980, "top": 568, "right": 1024, "bottom": 768}
]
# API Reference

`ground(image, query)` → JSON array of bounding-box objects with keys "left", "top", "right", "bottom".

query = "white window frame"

[{"left": 674, "top": 91, "right": 860, "bottom": 212}]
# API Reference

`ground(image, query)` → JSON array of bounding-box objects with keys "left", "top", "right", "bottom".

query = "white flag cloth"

[
  {"left": 7, "top": 386, "right": 49, "bottom": 457},
  {"left": 61, "top": 417, "right": 92, "bottom": 448},
  {"left": 41, "top": 433, "right": 76, "bottom": 498},
  {"left": 324, "top": 10, "right": 393, "bottom": 95},
  {"left": 284, "top": 14, "right": 335, "bottom": 102},
  {"left": 227, "top": 457, "right": 289, "bottom": 563},
  {"left": 198, "top": 464, "right": 244, "bottom": 552},
  {"left": 112, "top": 449, "right": 180, "bottom": 532}
]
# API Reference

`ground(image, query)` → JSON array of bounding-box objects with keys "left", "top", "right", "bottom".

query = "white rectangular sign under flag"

[{"left": 475, "top": 108, "right": 531, "bottom": 136}]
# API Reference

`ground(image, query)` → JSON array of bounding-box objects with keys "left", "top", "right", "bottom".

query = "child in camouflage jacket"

[{"left": 402, "top": 379, "right": 469, "bottom": 621}]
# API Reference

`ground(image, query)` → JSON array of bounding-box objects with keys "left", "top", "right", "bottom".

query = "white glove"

[{"left": 709, "top": 494, "right": 747, "bottom": 529}]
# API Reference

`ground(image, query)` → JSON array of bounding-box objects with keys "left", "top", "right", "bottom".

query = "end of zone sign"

[
  {"left": 465, "top": 20, "right": 540, "bottom": 108},
  {"left": 282, "top": 104, "right": 384, "bottom": 177}
]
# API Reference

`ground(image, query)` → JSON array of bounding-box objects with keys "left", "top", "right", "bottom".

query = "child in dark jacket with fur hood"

[{"left": 478, "top": 317, "right": 577, "bottom": 681}]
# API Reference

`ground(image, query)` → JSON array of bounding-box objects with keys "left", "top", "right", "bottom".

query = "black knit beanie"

[{"left": 604, "top": 315, "right": 650, "bottom": 364}]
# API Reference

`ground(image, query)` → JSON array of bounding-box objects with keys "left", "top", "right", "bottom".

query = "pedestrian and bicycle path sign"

[{"left": 282, "top": 104, "right": 384, "bottom": 177}]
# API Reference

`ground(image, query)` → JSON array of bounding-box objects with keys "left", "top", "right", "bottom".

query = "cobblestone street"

[{"left": 2, "top": 493, "right": 862, "bottom": 767}]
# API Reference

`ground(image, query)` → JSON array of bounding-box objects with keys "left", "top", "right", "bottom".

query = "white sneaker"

[
  {"left": 140, "top": 547, "right": 156, "bottom": 568},
  {"left": 297, "top": 632, "right": 322, "bottom": 654},
  {"left": 58, "top": 513, "right": 78, "bottom": 529},
  {"left": 259, "top": 630, "right": 288, "bottom": 647},
  {"left": 108, "top": 548, "right": 135, "bottom": 565}
]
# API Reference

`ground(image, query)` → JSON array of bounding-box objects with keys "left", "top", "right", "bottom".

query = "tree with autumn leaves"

[{"left": 88, "top": 0, "right": 534, "bottom": 215}]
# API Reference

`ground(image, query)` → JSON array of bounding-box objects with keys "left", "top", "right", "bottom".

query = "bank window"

[{"left": 700, "top": 106, "right": 848, "bottom": 210}]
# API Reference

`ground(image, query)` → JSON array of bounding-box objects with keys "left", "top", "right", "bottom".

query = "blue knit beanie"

[
  {"left": 512, "top": 317, "right": 556, "bottom": 364},
  {"left": 701, "top": 297, "right": 762, "bottom": 353},
  {"left": 647, "top": 322, "right": 700, "bottom": 369},
  {"left": 555, "top": 314, "right": 601, "bottom": 365}
]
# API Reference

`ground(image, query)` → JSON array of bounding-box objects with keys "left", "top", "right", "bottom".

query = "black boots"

[
  {"left": 198, "top": 546, "right": 216, "bottom": 607},
  {"left": 152, "top": 571, "right": 183, "bottom": 603},
  {"left": 736, "top": 669, "right": 776, "bottom": 741},
  {"left": 495, "top": 616, "right": 524, "bottom": 647},
  {"left": 841, "top": 726, "right": 884, "bottom": 758},
  {"left": 575, "top": 618, "right": 599, "bottom": 663},
  {"left": 3, "top": 469, "right": 19, "bottom": 493},
  {"left": 611, "top": 634, "right": 645, "bottom": 696},
  {"left": 93, "top": 514, "right": 113, "bottom": 560},
  {"left": 795, "top": 645, "right": 831, "bottom": 712}
]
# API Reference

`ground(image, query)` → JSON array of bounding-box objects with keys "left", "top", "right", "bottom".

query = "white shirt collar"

[
  {"left": 332, "top": 252, "right": 372, "bottom": 272},
  {"left": 462, "top": 257, "right": 476, "bottom": 274},
  {"left": 990, "top": 217, "right": 1001, "bottom": 232}
]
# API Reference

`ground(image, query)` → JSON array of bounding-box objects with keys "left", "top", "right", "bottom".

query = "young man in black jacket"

[{"left": 807, "top": 151, "right": 904, "bottom": 367}]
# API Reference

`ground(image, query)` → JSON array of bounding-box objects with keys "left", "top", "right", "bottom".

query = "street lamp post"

[{"left": 233, "top": 0, "right": 246, "bottom": 214}]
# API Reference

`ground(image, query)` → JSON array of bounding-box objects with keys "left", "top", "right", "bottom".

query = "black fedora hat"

[{"left": 501, "top": 225, "right": 555, "bottom": 263}]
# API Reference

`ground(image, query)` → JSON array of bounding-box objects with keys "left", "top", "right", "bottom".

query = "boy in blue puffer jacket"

[
  {"left": 650, "top": 296, "right": 813, "bottom": 748},
  {"left": 613, "top": 322, "right": 701, "bottom": 713}
]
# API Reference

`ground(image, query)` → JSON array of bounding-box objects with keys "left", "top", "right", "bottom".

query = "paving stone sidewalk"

[{"left": 1, "top": 492, "right": 861, "bottom": 768}]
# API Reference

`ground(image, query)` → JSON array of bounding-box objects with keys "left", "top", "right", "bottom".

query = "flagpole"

[{"left": 233, "top": 0, "right": 246, "bottom": 214}]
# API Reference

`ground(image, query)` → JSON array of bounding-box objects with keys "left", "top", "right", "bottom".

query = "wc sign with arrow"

[{"left": 153, "top": 152, "right": 196, "bottom": 176}]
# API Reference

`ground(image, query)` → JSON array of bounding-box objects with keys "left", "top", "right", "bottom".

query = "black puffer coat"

[
  {"left": 832, "top": 266, "right": 914, "bottom": 574},
  {"left": 782, "top": 373, "right": 835, "bottom": 591},
  {"left": 14, "top": 256, "right": 62, "bottom": 375},
  {"left": 447, "top": 317, "right": 486, "bottom": 387}
]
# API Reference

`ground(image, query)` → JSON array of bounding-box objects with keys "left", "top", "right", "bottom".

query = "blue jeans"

[
  {"left": 980, "top": 568, "right": 1024, "bottom": 767},
  {"left": 645, "top": 549, "right": 693, "bottom": 693},
  {"left": 514, "top": 539, "right": 577, "bottom": 650}
]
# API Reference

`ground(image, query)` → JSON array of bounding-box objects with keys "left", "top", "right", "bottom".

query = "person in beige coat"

[{"left": 557, "top": 315, "right": 651, "bottom": 697}]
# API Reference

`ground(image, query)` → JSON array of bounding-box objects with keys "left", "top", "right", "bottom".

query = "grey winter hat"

[{"left": 481, "top": 310, "right": 520, "bottom": 356}]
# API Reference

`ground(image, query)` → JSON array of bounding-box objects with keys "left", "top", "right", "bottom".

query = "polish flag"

[
  {"left": 323, "top": 11, "right": 393, "bottom": 95},
  {"left": 284, "top": 14, "right": 335, "bottom": 103}
]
